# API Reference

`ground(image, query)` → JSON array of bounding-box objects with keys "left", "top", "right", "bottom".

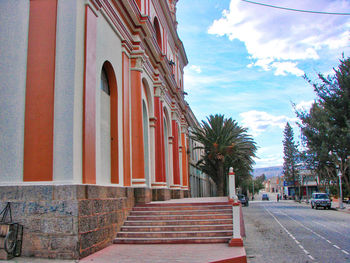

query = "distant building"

[
  {"left": 264, "top": 176, "right": 282, "bottom": 194},
  {"left": 282, "top": 170, "right": 318, "bottom": 199}
]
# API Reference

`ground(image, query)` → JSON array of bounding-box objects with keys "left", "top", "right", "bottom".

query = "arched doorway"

[
  {"left": 99, "top": 61, "right": 119, "bottom": 184},
  {"left": 163, "top": 117, "right": 169, "bottom": 186},
  {"left": 142, "top": 100, "right": 150, "bottom": 186},
  {"left": 177, "top": 124, "right": 183, "bottom": 186}
]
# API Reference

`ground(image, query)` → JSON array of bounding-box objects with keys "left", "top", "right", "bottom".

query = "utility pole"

[
  {"left": 330, "top": 151, "right": 346, "bottom": 209},
  {"left": 306, "top": 179, "right": 309, "bottom": 204},
  {"left": 338, "top": 167, "right": 344, "bottom": 209},
  {"left": 252, "top": 180, "right": 255, "bottom": 200}
]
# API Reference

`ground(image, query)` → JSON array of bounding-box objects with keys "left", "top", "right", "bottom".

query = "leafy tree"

[
  {"left": 297, "top": 105, "right": 337, "bottom": 189},
  {"left": 296, "top": 57, "right": 350, "bottom": 194},
  {"left": 240, "top": 176, "right": 265, "bottom": 196},
  {"left": 191, "top": 114, "right": 257, "bottom": 196},
  {"left": 256, "top": 173, "right": 266, "bottom": 183},
  {"left": 282, "top": 122, "right": 300, "bottom": 186}
]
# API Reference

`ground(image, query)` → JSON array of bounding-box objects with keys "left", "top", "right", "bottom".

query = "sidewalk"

[
  {"left": 2, "top": 197, "right": 246, "bottom": 263},
  {"left": 331, "top": 200, "right": 350, "bottom": 213},
  {"left": 295, "top": 199, "right": 350, "bottom": 213},
  {"left": 2, "top": 244, "right": 246, "bottom": 263}
]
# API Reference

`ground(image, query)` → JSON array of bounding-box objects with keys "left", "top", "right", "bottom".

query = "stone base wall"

[
  {"left": 78, "top": 186, "right": 135, "bottom": 258},
  {"left": 171, "top": 189, "right": 184, "bottom": 199},
  {"left": 134, "top": 188, "right": 152, "bottom": 204},
  {"left": 0, "top": 185, "right": 136, "bottom": 259},
  {"left": 0, "top": 185, "right": 80, "bottom": 259},
  {"left": 0, "top": 185, "right": 190, "bottom": 259},
  {"left": 152, "top": 188, "right": 171, "bottom": 201},
  {"left": 152, "top": 189, "right": 189, "bottom": 201}
]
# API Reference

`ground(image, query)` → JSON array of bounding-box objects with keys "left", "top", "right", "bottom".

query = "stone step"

[
  {"left": 117, "top": 230, "right": 232, "bottom": 238},
  {"left": 135, "top": 202, "right": 230, "bottom": 207},
  {"left": 124, "top": 219, "right": 233, "bottom": 226},
  {"left": 121, "top": 224, "right": 233, "bottom": 232},
  {"left": 129, "top": 209, "right": 232, "bottom": 216},
  {"left": 133, "top": 205, "right": 232, "bottom": 211},
  {"left": 113, "top": 236, "right": 231, "bottom": 244},
  {"left": 127, "top": 214, "right": 232, "bottom": 221},
  {"left": 115, "top": 201, "right": 234, "bottom": 245}
]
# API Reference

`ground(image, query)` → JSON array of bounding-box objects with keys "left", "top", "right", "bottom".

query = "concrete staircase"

[{"left": 114, "top": 201, "right": 233, "bottom": 244}]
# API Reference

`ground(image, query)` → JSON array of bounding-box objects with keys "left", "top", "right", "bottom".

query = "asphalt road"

[{"left": 243, "top": 200, "right": 350, "bottom": 263}]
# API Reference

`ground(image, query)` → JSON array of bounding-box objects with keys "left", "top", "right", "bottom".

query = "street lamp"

[
  {"left": 252, "top": 180, "right": 255, "bottom": 200},
  {"left": 330, "top": 152, "right": 350, "bottom": 210},
  {"left": 329, "top": 151, "right": 345, "bottom": 209},
  {"left": 340, "top": 155, "right": 350, "bottom": 209},
  {"left": 337, "top": 155, "right": 350, "bottom": 209},
  {"left": 337, "top": 166, "right": 344, "bottom": 209}
]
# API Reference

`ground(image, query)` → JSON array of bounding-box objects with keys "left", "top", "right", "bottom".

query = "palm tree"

[{"left": 191, "top": 114, "right": 257, "bottom": 196}]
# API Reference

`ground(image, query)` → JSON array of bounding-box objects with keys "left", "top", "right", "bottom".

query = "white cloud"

[
  {"left": 271, "top": 61, "right": 304, "bottom": 76},
  {"left": 295, "top": 100, "right": 314, "bottom": 111},
  {"left": 240, "top": 110, "right": 297, "bottom": 136},
  {"left": 189, "top": 65, "right": 202, "bottom": 73},
  {"left": 208, "top": 0, "right": 350, "bottom": 76},
  {"left": 254, "top": 154, "right": 283, "bottom": 168}
]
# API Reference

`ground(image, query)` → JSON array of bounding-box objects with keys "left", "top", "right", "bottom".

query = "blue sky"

[{"left": 176, "top": 0, "right": 350, "bottom": 169}]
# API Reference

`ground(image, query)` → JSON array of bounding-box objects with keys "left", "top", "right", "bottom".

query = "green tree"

[
  {"left": 256, "top": 173, "right": 266, "bottom": 183},
  {"left": 297, "top": 104, "right": 337, "bottom": 189},
  {"left": 191, "top": 114, "right": 257, "bottom": 196},
  {"left": 296, "top": 57, "right": 350, "bottom": 194},
  {"left": 282, "top": 122, "right": 300, "bottom": 189},
  {"left": 239, "top": 173, "right": 266, "bottom": 197}
]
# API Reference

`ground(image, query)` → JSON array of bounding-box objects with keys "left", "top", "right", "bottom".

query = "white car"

[{"left": 310, "top": 193, "right": 331, "bottom": 209}]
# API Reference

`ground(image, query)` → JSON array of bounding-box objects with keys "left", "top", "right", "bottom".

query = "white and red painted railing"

[{"left": 228, "top": 167, "right": 245, "bottom": 247}]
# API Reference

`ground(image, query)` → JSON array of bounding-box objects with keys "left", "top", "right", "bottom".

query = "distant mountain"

[{"left": 253, "top": 166, "right": 283, "bottom": 179}]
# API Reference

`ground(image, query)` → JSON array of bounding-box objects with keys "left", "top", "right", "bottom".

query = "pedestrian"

[{"left": 277, "top": 194, "right": 279, "bottom": 202}]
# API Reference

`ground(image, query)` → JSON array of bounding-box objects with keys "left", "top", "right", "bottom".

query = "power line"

[{"left": 241, "top": 0, "right": 350, "bottom": 15}]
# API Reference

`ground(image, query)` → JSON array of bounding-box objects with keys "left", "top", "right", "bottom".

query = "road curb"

[{"left": 293, "top": 200, "right": 350, "bottom": 214}]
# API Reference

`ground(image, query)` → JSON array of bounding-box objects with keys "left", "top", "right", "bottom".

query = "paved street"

[{"left": 244, "top": 200, "right": 350, "bottom": 263}]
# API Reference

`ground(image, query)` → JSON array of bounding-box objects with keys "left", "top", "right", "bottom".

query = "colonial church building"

[{"left": 0, "top": 0, "right": 198, "bottom": 259}]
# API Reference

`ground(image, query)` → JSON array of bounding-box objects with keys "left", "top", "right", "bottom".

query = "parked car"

[
  {"left": 238, "top": 194, "right": 249, "bottom": 206},
  {"left": 262, "top": 193, "right": 269, "bottom": 201},
  {"left": 310, "top": 193, "right": 331, "bottom": 209}
]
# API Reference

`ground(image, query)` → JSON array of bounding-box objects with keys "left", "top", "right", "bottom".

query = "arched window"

[
  {"left": 101, "top": 67, "right": 110, "bottom": 95},
  {"left": 153, "top": 17, "right": 162, "bottom": 49}
]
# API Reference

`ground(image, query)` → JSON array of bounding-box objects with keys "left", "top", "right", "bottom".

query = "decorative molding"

[
  {"left": 149, "top": 116, "right": 157, "bottom": 128},
  {"left": 151, "top": 182, "right": 167, "bottom": 188},
  {"left": 168, "top": 136, "right": 173, "bottom": 144},
  {"left": 89, "top": 0, "right": 102, "bottom": 10},
  {"left": 130, "top": 56, "right": 144, "bottom": 72}
]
